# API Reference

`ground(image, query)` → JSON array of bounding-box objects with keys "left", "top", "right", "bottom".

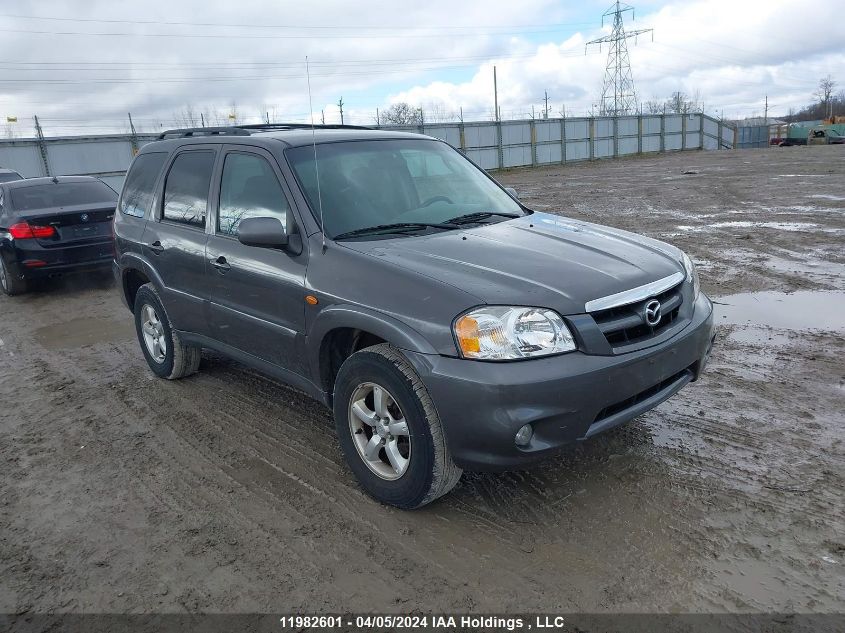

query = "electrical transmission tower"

[{"left": 586, "top": 1, "right": 653, "bottom": 116}]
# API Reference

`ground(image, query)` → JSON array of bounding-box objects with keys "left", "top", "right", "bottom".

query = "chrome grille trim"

[{"left": 584, "top": 271, "right": 685, "bottom": 313}]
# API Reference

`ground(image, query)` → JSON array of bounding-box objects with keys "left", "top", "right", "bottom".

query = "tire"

[
  {"left": 133, "top": 283, "right": 201, "bottom": 380},
  {"left": 0, "top": 257, "right": 28, "bottom": 296},
  {"left": 333, "top": 343, "right": 462, "bottom": 509}
]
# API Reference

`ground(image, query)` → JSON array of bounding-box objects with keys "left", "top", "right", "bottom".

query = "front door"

[{"left": 205, "top": 147, "right": 307, "bottom": 373}]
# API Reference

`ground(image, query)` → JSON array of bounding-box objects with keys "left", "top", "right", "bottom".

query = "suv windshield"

[
  {"left": 11, "top": 181, "right": 117, "bottom": 212},
  {"left": 286, "top": 139, "right": 524, "bottom": 239}
]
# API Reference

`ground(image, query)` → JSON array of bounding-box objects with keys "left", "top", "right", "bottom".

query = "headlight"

[
  {"left": 681, "top": 252, "right": 700, "bottom": 300},
  {"left": 454, "top": 306, "right": 576, "bottom": 360}
]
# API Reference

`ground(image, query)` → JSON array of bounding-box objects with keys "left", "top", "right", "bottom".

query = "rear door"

[
  {"left": 141, "top": 146, "right": 217, "bottom": 336},
  {"left": 205, "top": 146, "right": 307, "bottom": 371}
]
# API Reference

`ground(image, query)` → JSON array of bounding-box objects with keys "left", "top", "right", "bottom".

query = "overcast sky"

[{"left": 0, "top": 0, "right": 841, "bottom": 136}]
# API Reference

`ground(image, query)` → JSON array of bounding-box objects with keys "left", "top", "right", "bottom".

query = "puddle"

[
  {"left": 758, "top": 255, "right": 845, "bottom": 279},
  {"left": 677, "top": 221, "right": 821, "bottom": 232},
  {"left": 809, "top": 194, "right": 845, "bottom": 202},
  {"left": 727, "top": 328, "right": 793, "bottom": 346},
  {"left": 715, "top": 291, "right": 845, "bottom": 332},
  {"left": 32, "top": 317, "right": 134, "bottom": 350}
]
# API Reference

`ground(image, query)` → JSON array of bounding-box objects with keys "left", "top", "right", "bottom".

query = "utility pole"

[
  {"left": 586, "top": 1, "right": 653, "bottom": 116},
  {"left": 376, "top": 108, "right": 380, "bottom": 126},
  {"left": 543, "top": 90, "right": 550, "bottom": 119},
  {"left": 337, "top": 97, "right": 344, "bottom": 125},
  {"left": 128, "top": 112, "right": 139, "bottom": 155},
  {"left": 459, "top": 106, "right": 463, "bottom": 122},
  {"left": 200, "top": 112, "right": 205, "bottom": 127},
  {"left": 493, "top": 66, "right": 499, "bottom": 122},
  {"left": 764, "top": 95, "right": 768, "bottom": 126},
  {"left": 33, "top": 115, "right": 50, "bottom": 176},
  {"left": 321, "top": 110, "right": 325, "bottom": 125},
  {"left": 265, "top": 111, "right": 271, "bottom": 124}
]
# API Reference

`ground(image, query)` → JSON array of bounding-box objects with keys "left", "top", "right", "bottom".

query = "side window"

[
  {"left": 119, "top": 152, "right": 167, "bottom": 218},
  {"left": 162, "top": 150, "right": 215, "bottom": 228},
  {"left": 218, "top": 152, "right": 289, "bottom": 236}
]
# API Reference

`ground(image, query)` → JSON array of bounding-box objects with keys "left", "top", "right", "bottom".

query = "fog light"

[{"left": 515, "top": 424, "right": 533, "bottom": 447}]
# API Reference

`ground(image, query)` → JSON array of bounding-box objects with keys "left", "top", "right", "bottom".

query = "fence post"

[
  {"left": 637, "top": 114, "right": 643, "bottom": 155},
  {"left": 660, "top": 115, "right": 666, "bottom": 153},
  {"left": 459, "top": 122, "right": 466, "bottom": 153},
  {"left": 613, "top": 116, "right": 619, "bottom": 158},
  {"left": 497, "top": 120, "right": 504, "bottom": 170},
  {"left": 530, "top": 119, "right": 537, "bottom": 167},
  {"left": 717, "top": 119, "right": 724, "bottom": 150},
  {"left": 699, "top": 115, "right": 704, "bottom": 150},
  {"left": 560, "top": 117, "right": 566, "bottom": 165},
  {"left": 682, "top": 114, "right": 688, "bottom": 150},
  {"left": 33, "top": 115, "right": 51, "bottom": 177},
  {"left": 589, "top": 117, "right": 595, "bottom": 161}
]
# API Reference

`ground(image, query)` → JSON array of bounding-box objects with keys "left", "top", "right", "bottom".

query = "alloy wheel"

[
  {"left": 140, "top": 303, "right": 167, "bottom": 363},
  {"left": 348, "top": 382, "right": 411, "bottom": 480}
]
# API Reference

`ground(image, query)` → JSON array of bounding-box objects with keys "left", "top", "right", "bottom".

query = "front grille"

[
  {"left": 591, "top": 283, "right": 683, "bottom": 348},
  {"left": 594, "top": 367, "right": 692, "bottom": 423}
]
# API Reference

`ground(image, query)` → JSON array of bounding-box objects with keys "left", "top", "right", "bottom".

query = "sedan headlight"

[
  {"left": 681, "top": 251, "right": 700, "bottom": 301},
  {"left": 454, "top": 306, "right": 576, "bottom": 360}
]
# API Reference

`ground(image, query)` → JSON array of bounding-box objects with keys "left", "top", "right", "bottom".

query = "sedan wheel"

[{"left": 348, "top": 382, "right": 411, "bottom": 480}]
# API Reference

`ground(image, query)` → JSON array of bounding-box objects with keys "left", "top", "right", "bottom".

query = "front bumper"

[{"left": 405, "top": 293, "right": 715, "bottom": 471}]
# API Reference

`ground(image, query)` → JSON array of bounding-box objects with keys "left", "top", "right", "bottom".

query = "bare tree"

[
  {"left": 643, "top": 100, "right": 664, "bottom": 114},
  {"left": 380, "top": 102, "right": 423, "bottom": 125},
  {"left": 815, "top": 75, "right": 836, "bottom": 118},
  {"left": 664, "top": 91, "right": 702, "bottom": 114},
  {"left": 174, "top": 104, "right": 199, "bottom": 128}
]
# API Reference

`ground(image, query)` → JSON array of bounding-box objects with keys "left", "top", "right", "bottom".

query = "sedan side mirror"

[
  {"left": 505, "top": 187, "right": 520, "bottom": 200},
  {"left": 237, "top": 216, "right": 288, "bottom": 248}
]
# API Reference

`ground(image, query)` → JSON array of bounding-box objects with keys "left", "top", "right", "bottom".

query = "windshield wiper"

[
  {"left": 333, "top": 222, "right": 458, "bottom": 241},
  {"left": 443, "top": 211, "right": 521, "bottom": 225}
]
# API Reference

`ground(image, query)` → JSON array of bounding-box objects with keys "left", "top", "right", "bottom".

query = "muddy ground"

[{"left": 1, "top": 146, "right": 843, "bottom": 617}]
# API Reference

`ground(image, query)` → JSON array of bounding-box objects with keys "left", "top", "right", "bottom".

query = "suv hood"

[{"left": 342, "top": 212, "right": 685, "bottom": 315}]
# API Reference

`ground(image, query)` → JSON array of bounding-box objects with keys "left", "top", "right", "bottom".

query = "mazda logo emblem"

[
  {"left": 644, "top": 299, "right": 662, "bottom": 326},
  {"left": 80, "top": 213, "right": 89, "bottom": 222}
]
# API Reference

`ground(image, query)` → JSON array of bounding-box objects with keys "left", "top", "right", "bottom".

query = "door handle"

[
  {"left": 210, "top": 256, "right": 231, "bottom": 272},
  {"left": 148, "top": 240, "right": 164, "bottom": 254}
]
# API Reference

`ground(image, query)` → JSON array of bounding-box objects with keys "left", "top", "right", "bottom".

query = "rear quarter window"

[{"left": 120, "top": 152, "right": 168, "bottom": 218}]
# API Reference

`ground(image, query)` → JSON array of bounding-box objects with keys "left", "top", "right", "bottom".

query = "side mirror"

[
  {"left": 505, "top": 187, "right": 520, "bottom": 200},
  {"left": 237, "top": 216, "right": 288, "bottom": 248}
]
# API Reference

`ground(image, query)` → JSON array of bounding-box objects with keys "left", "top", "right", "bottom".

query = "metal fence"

[
  {"left": 735, "top": 124, "right": 769, "bottom": 149},
  {"left": 0, "top": 114, "right": 737, "bottom": 190},
  {"left": 382, "top": 113, "right": 736, "bottom": 170}
]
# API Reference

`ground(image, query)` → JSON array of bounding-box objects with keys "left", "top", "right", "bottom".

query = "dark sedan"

[
  {"left": 0, "top": 175, "right": 118, "bottom": 295},
  {"left": 0, "top": 168, "right": 24, "bottom": 183}
]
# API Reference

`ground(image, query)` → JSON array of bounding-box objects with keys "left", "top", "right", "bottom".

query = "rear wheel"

[
  {"left": 0, "top": 257, "right": 27, "bottom": 296},
  {"left": 133, "top": 284, "right": 200, "bottom": 379},
  {"left": 333, "top": 343, "right": 462, "bottom": 509}
]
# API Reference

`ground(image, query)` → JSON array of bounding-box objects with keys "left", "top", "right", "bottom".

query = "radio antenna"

[{"left": 306, "top": 56, "right": 326, "bottom": 252}]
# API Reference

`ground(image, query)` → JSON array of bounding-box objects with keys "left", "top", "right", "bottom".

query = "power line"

[{"left": 0, "top": 13, "right": 595, "bottom": 32}]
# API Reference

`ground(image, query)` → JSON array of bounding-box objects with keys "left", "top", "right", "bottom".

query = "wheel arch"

[{"left": 308, "top": 305, "right": 437, "bottom": 400}]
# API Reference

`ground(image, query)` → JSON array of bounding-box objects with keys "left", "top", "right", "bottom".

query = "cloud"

[
  {"left": 388, "top": 0, "right": 843, "bottom": 121},
  {"left": 0, "top": 0, "right": 840, "bottom": 136}
]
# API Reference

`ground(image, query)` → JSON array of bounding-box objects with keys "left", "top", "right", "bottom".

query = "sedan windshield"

[{"left": 286, "top": 139, "right": 524, "bottom": 239}]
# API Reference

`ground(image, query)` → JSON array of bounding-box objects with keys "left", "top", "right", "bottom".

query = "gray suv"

[{"left": 113, "top": 124, "right": 715, "bottom": 508}]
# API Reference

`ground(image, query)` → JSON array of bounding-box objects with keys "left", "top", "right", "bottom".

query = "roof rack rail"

[
  {"left": 157, "top": 127, "right": 251, "bottom": 140},
  {"left": 238, "top": 123, "right": 372, "bottom": 131}
]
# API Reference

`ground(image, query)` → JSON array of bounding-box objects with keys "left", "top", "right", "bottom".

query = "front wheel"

[{"left": 333, "top": 344, "right": 462, "bottom": 509}]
